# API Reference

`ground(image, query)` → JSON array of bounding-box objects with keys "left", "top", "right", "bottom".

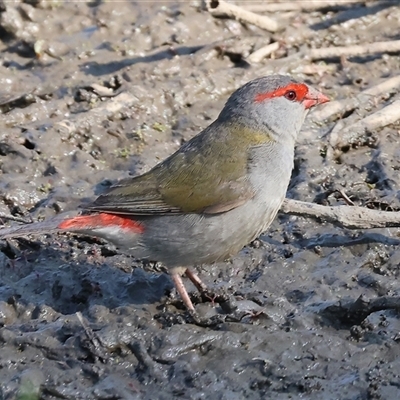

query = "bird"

[{"left": 0, "top": 75, "right": 329, "bottom": 311}]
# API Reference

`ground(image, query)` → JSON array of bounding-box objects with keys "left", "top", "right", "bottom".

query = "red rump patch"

[
  {"left": 58, "top": 213, "right": 144, "bottom": 233},
  {"left": 255, "top": 83, "right": 309, "bottom": 103}
]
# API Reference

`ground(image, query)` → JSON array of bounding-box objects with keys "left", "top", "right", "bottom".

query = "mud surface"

[{"left": 1, "top": 1, "right": 400, "bottom": 399}]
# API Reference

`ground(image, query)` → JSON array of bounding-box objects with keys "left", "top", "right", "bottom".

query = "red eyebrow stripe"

[{"left": 255, "top": 83, "right": 309, "bottom": 103}]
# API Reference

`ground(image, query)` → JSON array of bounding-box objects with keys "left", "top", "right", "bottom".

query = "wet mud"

[{"left": 0, "top": 1, "right": 400, "bottom": 399}]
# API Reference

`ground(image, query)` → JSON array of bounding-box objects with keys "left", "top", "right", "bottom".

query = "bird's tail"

[{"left": 0, "top": 212, "right": 144, "bottom": 239}]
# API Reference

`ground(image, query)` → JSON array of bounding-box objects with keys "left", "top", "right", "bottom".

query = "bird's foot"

[
  {"left": 186, "top": 304, "right": 266, "bottom": 326},
  {"left": 159, "top": 292, "right": 266, "bottom": 327}
]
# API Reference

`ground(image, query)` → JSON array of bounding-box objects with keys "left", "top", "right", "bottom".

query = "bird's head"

[{"left": 219, "top": 75, "right": 329, "bottom": 142}]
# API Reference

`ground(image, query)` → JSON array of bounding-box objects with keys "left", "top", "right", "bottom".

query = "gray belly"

[{"left": 133, "top": 193, "right": 284, "bottom": 268}]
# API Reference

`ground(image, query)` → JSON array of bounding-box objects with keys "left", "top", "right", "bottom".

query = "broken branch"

[
  {"left": 243, "top": 0, "right": 366, "bottom": 13},
  {"left": 307, "top": 40, "right": 400, "bottom": 61},
  {"left": 206, "top": 0, "right": 279, "bottom": 32},
  {"left": 313, "top": 75, "right": 400, "bottom": 122},
  {"left": 281, "top": 198, "right": 400, "bottom": 229},
  {"left": 247, "top": 42, "right": 280, "bottom": 63},
  {"left": 331, "top": 99, "right": 400, "bottom": 149}
]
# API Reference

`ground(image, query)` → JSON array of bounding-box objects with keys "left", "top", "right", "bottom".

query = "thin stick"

[
  {"left": 206, "top": 0, "right": 279, "bottom": 33},
  {"left": 337, "top": 189, "right": 355, "bottom": 206},
  {"left": 243, "top": 0, "right": 366, "bottom": 13},
  {"left": 76, "top": 311, "right": 108, "bottom": 362},
  {"left": 247, "top": 42, "right": 280, "bottom": 64},
  {"left": 0, "top": 212, "right": 33, "bottom": 224},
  {"left": 307, "top": 40, "right": 400, "bottom": 61},
  {"left": 332, "top": 99, "right": 400, "bottom": 148},
  {"left": 313, "top": 75, "right": 400, "bottom": 122},
  {"left": 281, "top": 198, "right": 400, "bottom": 229},
  {"left": 295, "top": 63, "right": 337, "bottom": 76}
]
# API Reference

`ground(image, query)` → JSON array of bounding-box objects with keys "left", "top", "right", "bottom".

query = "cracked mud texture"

[{"left": 0, "top": 1, "right": 400, "bottom": 399}]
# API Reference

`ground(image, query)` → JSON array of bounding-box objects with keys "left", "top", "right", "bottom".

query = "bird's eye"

[{"left": 284, "top": 90, "right": 297, "bottom": 101}]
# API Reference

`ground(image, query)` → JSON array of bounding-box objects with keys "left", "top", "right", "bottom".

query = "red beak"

[{"left": 303, "top": 87, "right": 330, "bottom": 109}]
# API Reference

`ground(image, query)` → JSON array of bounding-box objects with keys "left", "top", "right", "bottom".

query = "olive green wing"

[
  {"left": 85, "top": 122, "right": 269, "bottom": 215},
  {"left": 85, "top": 171, "right": 184, "bottom": 215}
]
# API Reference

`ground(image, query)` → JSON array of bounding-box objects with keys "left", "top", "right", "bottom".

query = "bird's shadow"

[
  {"left": 0, "top": 237, "right": 173, "bottom": 316},
  {"left": 261, "top": 230, "right": 400, "bottom": 249}
]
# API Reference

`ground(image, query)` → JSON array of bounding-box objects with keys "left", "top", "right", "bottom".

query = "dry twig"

[
  {"left": 262, "top": 41, "right": 400, "bottom": 77},
  {"left": 313, "top": 75, "right": 400, "bottom": 122},
  {"left": 281, "top": 198, "right": 400, "bottom": 229},
  {"left": 206, "top": 0, "right": 279, "bottom": 32},
  {"left": 76, "top": 311, "right": 109, "bottom": 362},
  {"left": 330, "top": 99, "right": 400, "bottom": 149},
  {"left": 294, "top": 63, "right": 337, "bottom": 76},
  {"left": 243, "top": 0, "right": 366, "bottom": 13},
  {"left": 247, "top": 42, "right": 280, "bottom": 63},
  {"left": 307, "top": 40, "right": 400, "bottom": 61},
  {"left": 0, "top": 212, "right": 32, "bottom": 224}
]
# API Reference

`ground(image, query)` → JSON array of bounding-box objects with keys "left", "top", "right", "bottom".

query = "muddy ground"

[{"left": 0, "top": 1, "right": 400, "bottom": 399}]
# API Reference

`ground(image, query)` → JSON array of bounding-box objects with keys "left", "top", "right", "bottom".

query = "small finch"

[{"left": 0, "top": 75, "right": 329, "bottom": 311}]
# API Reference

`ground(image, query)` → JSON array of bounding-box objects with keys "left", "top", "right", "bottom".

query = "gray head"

[{"left": 219, "top": 75, "right": 329, "bottom": 142}]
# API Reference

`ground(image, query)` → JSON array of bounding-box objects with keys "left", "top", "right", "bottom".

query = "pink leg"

[
  {"left": 171, "top": 273, "right": 195, "bottom": 311},
  {"left": 185, "top": 268, "right": 207, "bottom": 292}
]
